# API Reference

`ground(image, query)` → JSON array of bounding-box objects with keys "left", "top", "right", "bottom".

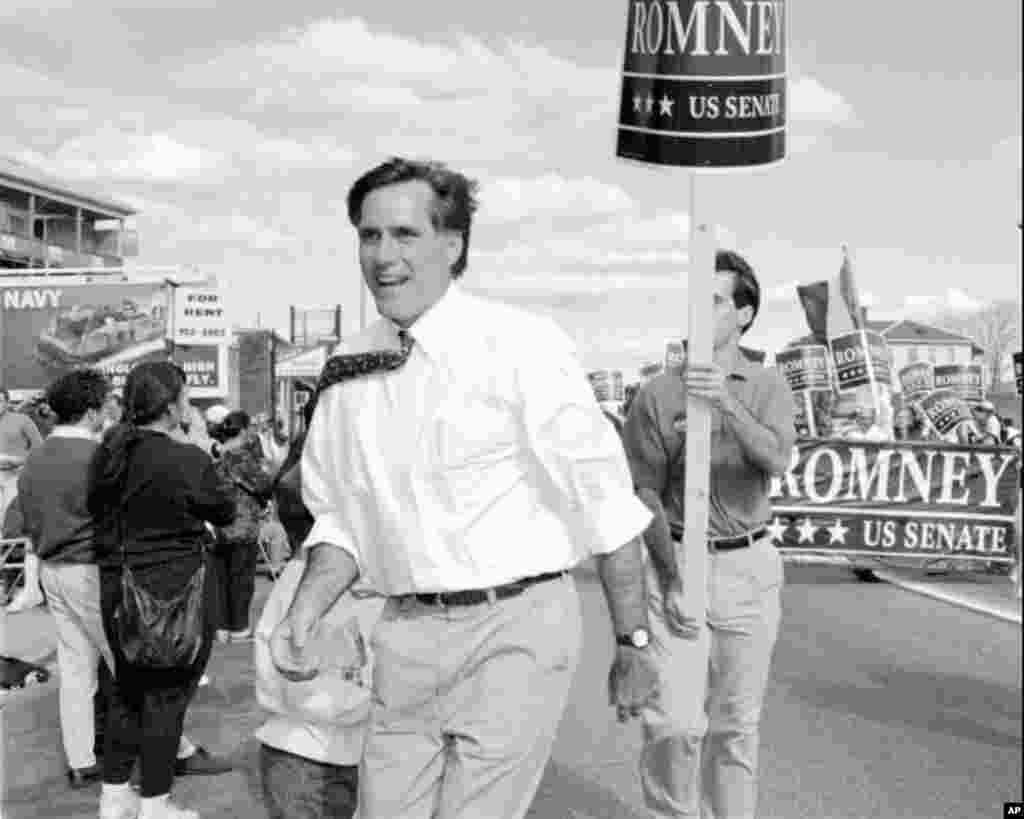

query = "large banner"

[
  {"left": 769, "top": 439, "right": 1019, "bottom": 561},
  {"left": 0, "top": 281, "right": 169, "bottom": 396}
]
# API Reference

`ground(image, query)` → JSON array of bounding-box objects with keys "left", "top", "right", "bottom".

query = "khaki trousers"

[
  {"left": 641, "top": 536, "right": 782, "bottom": 819},
  {"left": 39, "top": 562, "right": 115, "bottom": 770},
  {"left": 360, "top": 573, "right": 581, "bottom": 819}
]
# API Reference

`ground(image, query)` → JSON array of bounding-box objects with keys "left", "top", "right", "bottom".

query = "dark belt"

[
  {"left": 404, "top": 570, "right": 566, "bottom": 608},
  {"left": 670, "top": 526, "right": 768, "bottom": 552}
]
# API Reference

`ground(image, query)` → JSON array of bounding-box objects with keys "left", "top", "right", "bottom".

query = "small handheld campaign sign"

[
  {"left": 934, "top": 364, "right": 984, "bottom": 403},
  {"left": 899, "top": 362, "right": 935, "bottom": 404},
  {"left": 616, "top": 0, "right": 788, "bottom": 169},
  {"left": 830, "top": 330, "right": 893, "bottom": 392},
  {"left": 920, "top": 389, "right": 975, "bottom": 436},
  {"left": 776, "top": 345, "right": 831, "bottom": 393}
]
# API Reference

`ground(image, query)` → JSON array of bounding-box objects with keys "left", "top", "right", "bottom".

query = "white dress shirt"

[{"left": 301, "top": 284, "right": 651, "bottom": 595}]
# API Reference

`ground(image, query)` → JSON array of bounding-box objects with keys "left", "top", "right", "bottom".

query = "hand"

[
  {"left": 608, "top": 645, "right": 659, "bottom": 722},
  {"left": 269, "top": 608, "right": 320, "bottom": 683},
  {"left": 684, "top": 362, "right": 734, "bottom": 413},
  {"left": 662, "top": 581, "right": 701, "bottom": 640}
]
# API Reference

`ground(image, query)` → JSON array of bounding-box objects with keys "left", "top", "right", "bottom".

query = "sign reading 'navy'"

[{"left": 616, "top": 0, "right": 787, "bottom": 168}]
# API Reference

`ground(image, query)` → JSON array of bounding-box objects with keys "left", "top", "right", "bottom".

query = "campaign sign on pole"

[
  {"left": 919, "top": 389, "right": 975, "bottom": 435},
  {"left": 776, "top": 345, "right": 831, "bottom": 393},
  {"left": 1015, "top": 352, "right": 1023, "bottom": 396},
  {"left": 830, "top": 330, "right": 892, "bottom": 392},
  {"left": 616, "top": 0, "right": 787, "bottom": 168},
  {"left": 934, "top": 364, "right": 984, "bottom": 403},
  {"left": 898, "top": 362, "right": 935, "bottom": 404}
]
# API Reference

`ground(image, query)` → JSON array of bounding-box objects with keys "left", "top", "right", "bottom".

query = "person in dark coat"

[
  {"left": 211, "top": 410, "right": 272, "bottom": 642},
  {"left": 88, "top": 361, "right": 236, "bottom": 819}
]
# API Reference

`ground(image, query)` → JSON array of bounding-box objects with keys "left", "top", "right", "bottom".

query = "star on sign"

[
  {"left": 644, "top": 95, "right": 655, "bottom": 113},
  {"left": 658, "top": 95, "right": 675, "bottom": 116},
  {"left": 766, "top": 517, "right": 789, "bottom": 543},
  {"left": 826, "top": 518, "right": 849, "bottom": 544},
  {"left": 633, "top": 95, "right": 643, "bottom": 113},
  {"left": 796, "top": 518, "right": 819, "bottom": 543}
]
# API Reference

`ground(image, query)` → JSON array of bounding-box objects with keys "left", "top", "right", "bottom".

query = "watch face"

[{"left": 632, "top": 628, "right": 650, "bottom": 648}]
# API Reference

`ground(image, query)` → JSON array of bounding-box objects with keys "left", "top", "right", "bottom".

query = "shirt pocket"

[{"left": 432, "top": 393, "right": 522, "bottom": 468}]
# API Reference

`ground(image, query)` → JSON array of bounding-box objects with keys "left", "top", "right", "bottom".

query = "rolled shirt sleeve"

[
  {"left": 300, "top": 388, "right": 364, "bottom": 574},
  {"left": 518, "top": 322, "right": 651, "bottom": 555}
]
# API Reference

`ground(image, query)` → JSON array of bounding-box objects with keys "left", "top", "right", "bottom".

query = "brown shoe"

[{"left": 174, "top": 746, "right": 233, "bottom": 776}]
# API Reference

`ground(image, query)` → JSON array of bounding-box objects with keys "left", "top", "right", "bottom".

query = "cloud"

[
  {"left": 766, "top": 279, "right": 800, "bottom": 301},
  {"left": 479, "top": 175, "right": 633, "bottom": 224},
  {"left": 789, "top": 76, "right": 856, "bottom": 125},
  {"left": 903, "top": 288, "right": 986, "bottom": 315}
]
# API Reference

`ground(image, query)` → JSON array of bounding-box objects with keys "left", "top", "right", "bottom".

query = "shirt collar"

[
  {"left": 395, "top": 282, "right": 467, "bottom": 362},
  {"left": 717, "top": 345, "right": 762, "bottom": 380},
  {"left": 49, "top": 424, "right": 99, "bottom": 441}
]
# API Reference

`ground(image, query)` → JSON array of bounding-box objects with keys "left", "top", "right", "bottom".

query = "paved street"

[{"left": 3, "top": 563, "right": 1021, "bottom": 819}]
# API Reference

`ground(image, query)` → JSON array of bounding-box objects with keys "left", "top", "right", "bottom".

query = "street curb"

[{"left": 875, "top": 570, "right": 1023, "bottom": 625}]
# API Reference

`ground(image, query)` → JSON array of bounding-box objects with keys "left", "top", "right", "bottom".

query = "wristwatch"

[{"left": 616, "top": 627, "right": 650, "bottom": 649}]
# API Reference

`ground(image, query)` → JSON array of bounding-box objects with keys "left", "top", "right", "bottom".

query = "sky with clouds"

[{"left": 1, "top": 0, "right": 1020, "bottom": 377}]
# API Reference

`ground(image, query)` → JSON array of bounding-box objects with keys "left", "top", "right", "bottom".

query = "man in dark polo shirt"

[{"left": 623, "top": 250, "right": 795, "bottom": 819}]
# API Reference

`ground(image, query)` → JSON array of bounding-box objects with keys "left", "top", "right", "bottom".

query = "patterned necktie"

[{"left": 311, "top": 329, "right": 415, "bottom": 404}]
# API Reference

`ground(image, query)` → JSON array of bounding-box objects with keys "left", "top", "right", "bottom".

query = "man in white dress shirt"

[{"left": 273, "top": 158, "right": 658, "bottom": 819}]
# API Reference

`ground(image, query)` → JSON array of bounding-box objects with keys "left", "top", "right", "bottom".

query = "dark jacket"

[
  {"left": 90, "top": 430, "right": 236, "bottom": 569},
  {"left": 214, "top": 442, "right": 272, "bottom": 546}
]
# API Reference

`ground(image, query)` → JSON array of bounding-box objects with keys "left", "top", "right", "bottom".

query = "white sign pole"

[{"left": 679, "top": 171, "right": 714, "bottom": 624}]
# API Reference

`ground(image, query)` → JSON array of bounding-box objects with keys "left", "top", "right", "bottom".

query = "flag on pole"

[{"left": 796, "top": 245, "right": 866, "bottom": 344}]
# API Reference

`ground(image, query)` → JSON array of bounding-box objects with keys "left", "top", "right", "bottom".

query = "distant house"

[{"left": 786, "top": 319, "right": 985, "bottom": 394}]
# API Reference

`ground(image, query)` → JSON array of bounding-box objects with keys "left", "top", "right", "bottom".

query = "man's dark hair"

[
  {"left": 347, "top": 157, "right": 479, "bottom": 278},
  {"left": 43, "top": 369, "right": 110, "bottom": 425},
  {"left": 716, "top": 250, "right": 761, "bottom": 335}
]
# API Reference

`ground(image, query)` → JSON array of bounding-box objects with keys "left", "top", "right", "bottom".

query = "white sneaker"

[{"left": 99, "top": 786, "right": 140, "bottom": 819}]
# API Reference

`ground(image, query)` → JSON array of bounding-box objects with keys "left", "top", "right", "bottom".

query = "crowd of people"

[{"left": 0, "top": 156, "right": 1019, "bottom": 819}]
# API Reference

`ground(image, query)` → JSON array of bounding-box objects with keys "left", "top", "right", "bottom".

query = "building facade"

[{"left": 1, "top": 157, "right": 136, "bottom": 270}]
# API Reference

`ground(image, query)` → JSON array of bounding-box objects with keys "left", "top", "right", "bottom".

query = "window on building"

[{"left": 906, "top": 347, "right": 919, "bottom": 363}]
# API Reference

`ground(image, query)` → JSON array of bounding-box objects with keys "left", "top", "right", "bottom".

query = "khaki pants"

[
  {"left": 39, "top": 562, "right": 115, "bottom": 770},
  {"left": 641, "top": 536, "right": 783, "bottom": 819},
  {"left": 360, "top": 573, "right": 581, "bottom": 819}
]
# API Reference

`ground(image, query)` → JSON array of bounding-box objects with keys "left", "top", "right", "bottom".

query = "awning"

[{"left": 277, "top": 346, "right": 327, "bottom": 379}]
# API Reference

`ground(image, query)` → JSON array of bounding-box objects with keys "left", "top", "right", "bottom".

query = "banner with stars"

[
  {"left": 830, "top": 330, "right": 892, "bottom": 392},
  {"left": 934, "top": 364, "right": 985, "bottom": 404},
  {"left": 919, "top": 389, "right": 976, "bottom": 435},
  {"left": 768, "top": 439, "right": 1019, "bottom": 561},
  {"left": 616, "top": 0, "right": 787, "bottom": 169}
]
